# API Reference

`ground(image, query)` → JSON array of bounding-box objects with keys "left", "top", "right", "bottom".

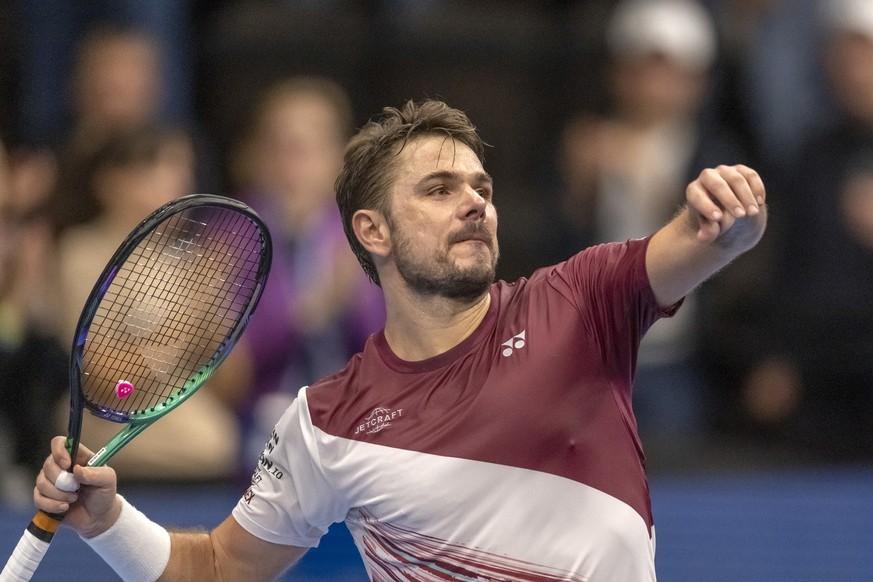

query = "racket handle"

[{"left": 0, "top": 511, "right": 63, "bottom": 581}]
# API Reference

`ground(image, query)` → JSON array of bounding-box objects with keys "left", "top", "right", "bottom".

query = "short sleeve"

[
  {"left": 548, "top": 237, "right": 676, "bottom": 333},
  {"left": 232, "top": 387, "right": 348, "bottom": 547},
  {"left": 538, "top": 237, "right": 681, "bottom": 375}
]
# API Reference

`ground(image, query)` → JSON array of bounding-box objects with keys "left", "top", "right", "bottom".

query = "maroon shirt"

[{"left": 307, "top": 237, "right": 673, "bottom": 531}]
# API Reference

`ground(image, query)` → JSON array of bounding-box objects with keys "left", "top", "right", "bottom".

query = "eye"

[{"left": 429, "top": 186, "right": 449, "bottom": 197}]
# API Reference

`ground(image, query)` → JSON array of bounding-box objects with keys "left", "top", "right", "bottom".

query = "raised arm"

[
  {"left": 646, "top": 165, "right": 767, "bottom": 307},
  {"left": 34, "top": 437, "right": 306, "bottom": 581}
]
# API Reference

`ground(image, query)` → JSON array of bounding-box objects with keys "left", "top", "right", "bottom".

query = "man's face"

[{"left": 385, "top": 135, "right": 499, "bottom": 302}]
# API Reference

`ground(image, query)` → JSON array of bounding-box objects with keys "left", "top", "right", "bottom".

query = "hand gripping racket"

[{"left": 0, "top": 194, "right": 272, "bottom": 581}]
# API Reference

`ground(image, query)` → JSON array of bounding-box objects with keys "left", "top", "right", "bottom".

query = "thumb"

[
  {"left": 73, "top": 464, "right": 117, "bottom": 490},
  {"left": 73, "top": 442, "right": 97, "bottom": 467},
  {"left": 696, "top": 217, "right": 721, "bottom": 243}
]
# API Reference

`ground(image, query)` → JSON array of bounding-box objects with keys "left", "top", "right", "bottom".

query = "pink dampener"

[{"left": 115, "top": 380, "right": 135, "bottom": 399}]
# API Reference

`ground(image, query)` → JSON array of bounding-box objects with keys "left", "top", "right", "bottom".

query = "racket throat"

[{"left": 87, "top": 422, "right": 150, "bottom": 467}]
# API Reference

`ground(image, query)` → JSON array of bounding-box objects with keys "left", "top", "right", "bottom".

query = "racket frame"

[
  {"left": 64, "top": 193, "right": 272, "bottom": 467},
  {"left": 0, "top": 194, "right": 271, "bottom": 582}
]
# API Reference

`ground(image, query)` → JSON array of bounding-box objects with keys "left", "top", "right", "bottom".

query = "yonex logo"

[
  {"left": 501, "top": 330, "right": 526, "bottom": 357},
  {"left": 355, "top": 407, "right": 404, "bottom": 435}
]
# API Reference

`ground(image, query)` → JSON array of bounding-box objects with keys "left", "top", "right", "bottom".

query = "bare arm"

[
  {"left": 158, "top": 518, "right": 307, "bottom": 582},
  {"left": 646, "top": 165, "right": 767, "bottom": 307}
]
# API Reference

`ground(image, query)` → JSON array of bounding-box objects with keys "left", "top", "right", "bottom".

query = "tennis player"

[{"left": 34, "top": 100, "right": 766, "bottom": 581}]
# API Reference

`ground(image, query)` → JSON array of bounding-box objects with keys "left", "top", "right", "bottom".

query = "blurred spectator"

[
  {"left": 47, "top": 24, "right": 218, "bottom": 235},
  {"left": 713, "top": 0, "right": 834, "bottom": 173},
  {"left": 232, "top": 77, "right": 385, "bottom": 461},
  {"left": 0, "top": 137, "right": 66, "bottom": 504},
  {"left": 51, "top": 25, "right": 166, "bottom": 232},
  {"left": 53, "top": 125, "right": 247, "bottom": 482},
  {"left": 554, "top": 0, "right": 748, "bottom": 447},
  {"left": 736, "top": 0, "right": 873, "bottom": 460},
  {"left": 12, "top": 1, "right": 191, "bottom": 148}
]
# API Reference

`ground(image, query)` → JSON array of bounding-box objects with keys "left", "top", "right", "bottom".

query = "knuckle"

[{"left": 34, "top": 471, "right": 49, "bottom": 492}]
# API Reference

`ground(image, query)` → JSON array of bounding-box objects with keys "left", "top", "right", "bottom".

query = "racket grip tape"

[
  {"left": 0, "top": 512, "right": 62, "bottom": 581},
  {"left": 27, "top": 511, "right": 64, "bottom": 542},
  {"left": 0, "top": 471, "right": 75, "bottom": 580}
]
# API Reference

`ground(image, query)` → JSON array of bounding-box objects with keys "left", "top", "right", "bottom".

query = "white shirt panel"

[{"left": 234, "top": 387, "right": 656, "bottom": 580}]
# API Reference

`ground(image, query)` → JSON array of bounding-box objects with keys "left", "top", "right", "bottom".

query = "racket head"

[{"left": 65, "top": 194, "right": 272, "bottom": 461}]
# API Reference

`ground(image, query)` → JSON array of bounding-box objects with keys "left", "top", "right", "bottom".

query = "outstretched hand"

[
  {"left": 34, "top": 436, "right": 121, "bottom": 538},
  {"left": 686, "top": 164, "right": 767, "bottom": 249}
]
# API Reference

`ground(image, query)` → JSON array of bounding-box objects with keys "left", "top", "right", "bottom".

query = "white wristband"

[{"left": 82, "top": 496, "right": 171, "bottom": 582}]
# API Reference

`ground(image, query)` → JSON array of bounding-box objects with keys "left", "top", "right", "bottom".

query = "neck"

[{"left": 382, "top": 286, "right": 491, "bottom": 362}]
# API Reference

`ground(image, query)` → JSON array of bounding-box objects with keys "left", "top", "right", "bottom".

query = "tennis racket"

[{"left": 0, "top": 194, "right": 272, "bottom": 581}]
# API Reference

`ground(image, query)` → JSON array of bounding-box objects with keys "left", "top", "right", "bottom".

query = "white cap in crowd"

[
  {"left": 826, "top": 0, "right": 873, "bottom": 41},
  {"left": 606, "top": 0, "right": 718, "bottom": 73}
]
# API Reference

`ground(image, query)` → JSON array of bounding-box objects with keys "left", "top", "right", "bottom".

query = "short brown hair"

[{"left": 335, "top": 100, "right": 485, "bottom": 285}]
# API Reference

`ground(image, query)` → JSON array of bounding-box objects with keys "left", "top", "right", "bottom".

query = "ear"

[{"left": 352, "top": 209, "right": 391, "bottom": 258}]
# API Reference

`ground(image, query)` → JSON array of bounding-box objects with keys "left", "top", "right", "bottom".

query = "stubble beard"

[{"left": 391, "top": 224, "right": 499, "bottom": 304}]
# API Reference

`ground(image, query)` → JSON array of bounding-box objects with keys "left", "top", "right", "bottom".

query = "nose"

[{"left": 462, "top": 186, "right": 487, "bottom": 221}]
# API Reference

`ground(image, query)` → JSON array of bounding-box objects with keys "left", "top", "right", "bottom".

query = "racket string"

[{"left": 81, "top": 207, "right": 266, "bottom": 416}]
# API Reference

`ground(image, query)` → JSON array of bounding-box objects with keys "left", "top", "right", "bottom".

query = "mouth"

[
  {"left": 454, "top": 236, "right": 489, "bottom": 245},
  {"left": 449, "top": 227, "right": 493, "bottom": 248}
]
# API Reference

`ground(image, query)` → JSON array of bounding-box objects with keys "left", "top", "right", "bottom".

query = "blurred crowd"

[{"left": 2, "top": 0, "right": 873, "bottom": 501}]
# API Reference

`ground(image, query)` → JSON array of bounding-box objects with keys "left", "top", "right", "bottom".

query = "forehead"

[{"left": 391, "top": 135, "right": 484, "bottom": 185}]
